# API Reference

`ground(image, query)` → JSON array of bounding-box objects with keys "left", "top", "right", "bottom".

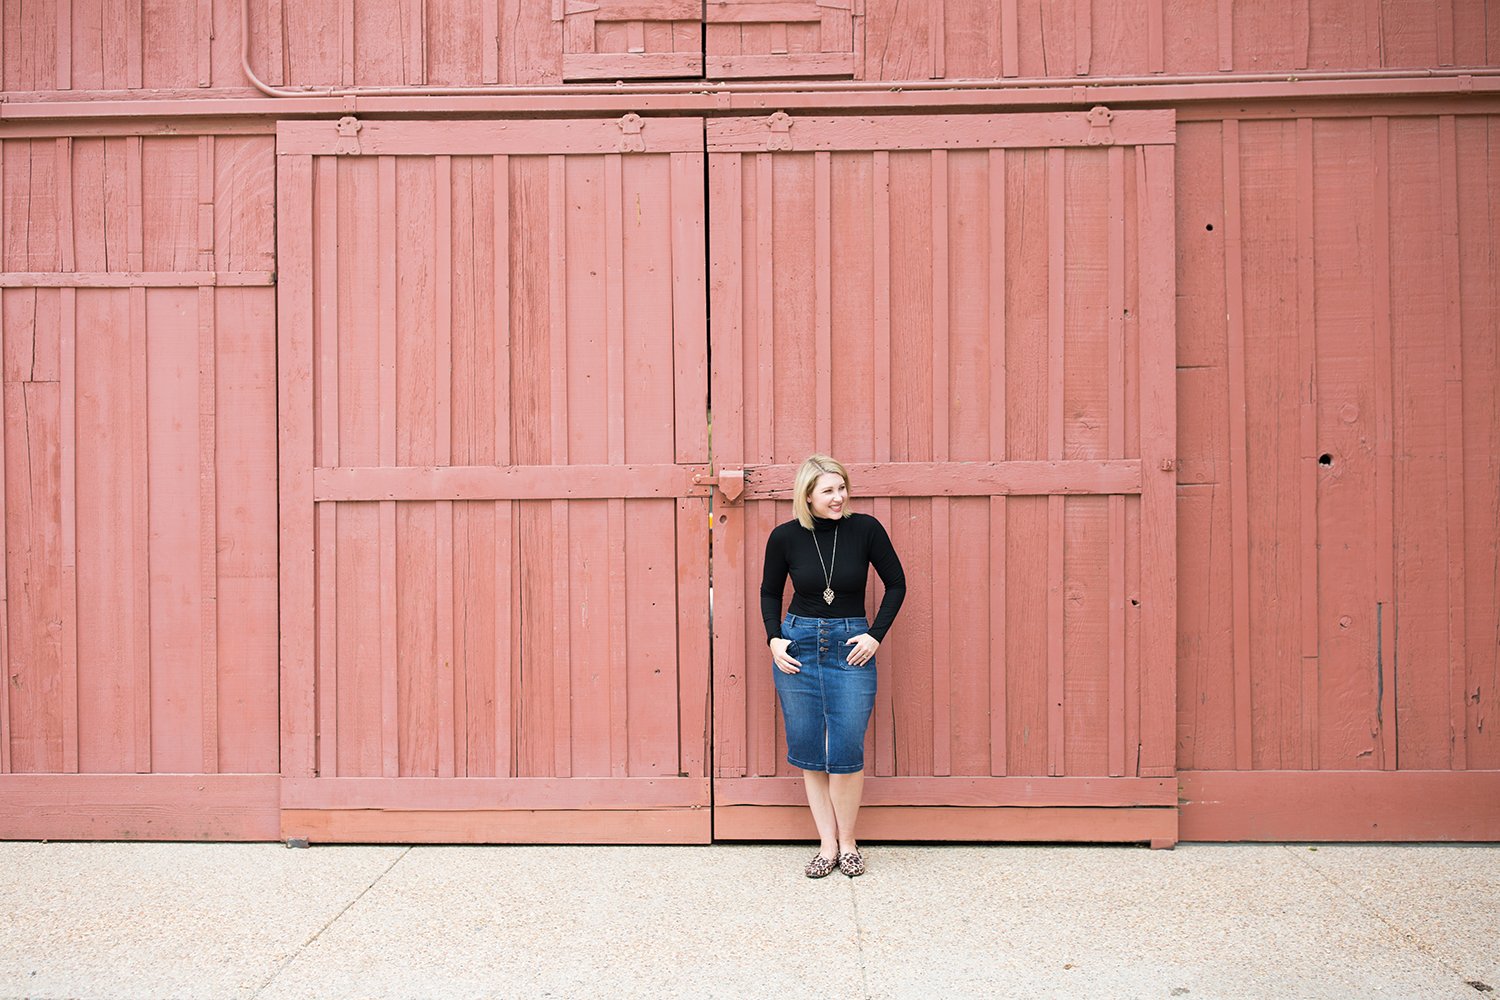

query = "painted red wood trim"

[
  {"left": 277, "top": 118, "right": 707, "bottom": 156},
  {"left": 930, "top": 0, "right": 945, "bottom": 79},
  {"left": 756, "top": 152, "right": 775, "bottom": 463},
  {"left": 8, "top": 81, "right": 1500, "bottom": 126},
  {"left": 753, "top": 504, "right": 776, "bottom": 776},
  {"left": 492, "top": 153, "right": 513, "bottom": 778},
  {"left": 742, "top": 460, "right": 1143, "bottom": 498},
  {"left": 675, "top": 500, "right": 711, "bottom": 778},
  {"left": 1436, "top": 0, "right": 1455, "bottom": 66},
  {"left": 1439, "top": 114, "right": 1467, "bottom": 770},
  {"left": 339, "top": 0, "right": 355, "bottom": 86},
  {"left": 1000, "top": 0, "right": 1019, "bottom": 77},
  {"left": 549, "top": 155, "right": 572, "bottom": 778},
  {"left": 197, "top": 0, "right": 212, "bottom": 86},
  {"left": 716, "top": 775, "right": 1177, "bottom": 807},
  {"left": 814, "top": 150, "right": 832, "bottom": 454},
  {"left": 264, "top": 0, "right": 286, "bottom": 86},
  {"left": 283, "top": 807, "right": 710, "bottom": 845},
  {"left": 481, "top": 0, "right": 499, "bottom": 83},
  {"left": 0, "top": 774, "right": 280, "bottom": 841},
  {"left": 671, "top": 149, "right": 708, "bottom": 465},
  {"left": 932, "top": 148, "right": 952, "bottom": 778},
  {"left": 1370, "top": 117, "right": 1397, "bottom": 770},
  {"left": 314, "top": 464, "right": 715, "bottom": 502},
  {"left": 59, "top": 286, "right": 79, "bottom": 773},
  {"left": 282, "top": 776, "right": 711, "bottom": 810},
  {"left": 1217, "top": 0, "right": 1233, "bottom": 71},
  {"left": 713, "top": 805, "right": 1177, "bottom": 844},
  {"left": 707, "top": 111, "right": 1177, "bottom": 152},
  {"left": 314, "top": 157, "right": 340, "bottom": 779},
  {"left": 0, "top": 216, "right": 8, "bottom": 773},
  {"left": 873, "top": 151, "right": 892, "bottom": 464},
  {"left": 197, "top": 137, "right": 215, "bottom": 268},
  {"left": 873, "top": 149, "right": 895, "bottom": 778},
  {"left": 1108, "top": 144, "right": 1127, "bottom": 778},
  {"left": 1178, "top": 770, "right": 1500, "bottom": 842},
  {"left": 126, "top": 137, "right": 144, "bottom": 271},
  {"left": 1074, "top": 0, "right": 1091, "bottom": 76},
  {"left": 129, "top": 284, "right": 151, "bottom": 772},
  {"left": 707, "top": 151, "right": 746, "bottom": 779},
  {"left": 56, "top": 0, "right": 72, "bottom": 90},
  {"left": 1146, "top": 0, "right": 1164, "bottom": 74},
  {"left": 564, "top": 53, "right": 705, "bottom": 82},
  {"left": 1222, "top": 120, "right": 1252, "bottom": 771},
  {"left": 707, "top": 54, "right": 857, "bottom": 78},
  {"left": 988, "top": 146, "right": 1007, "bottom": 778},
  {"left": 1293, "top": 0, "right": 1309, "bottom": 70},
  {"left": 1295, "top": 117, "right": 1319, "bottom": 770},
  {"left": 1046, "top": 148, "right": 1065, "bottom": 778},
  {"left": 1136, "top": 142, "right": 1176, "bottom": 779},
  {"left": 378, "top": 155, "right": 399, "bottom": 779},
  {"left": 276, "top": 152, "right": 316, "bottom": 780},
  {"left": 198, "top": 284, "right": 219, "bottom": 774},
  {"left": 0, "top": 272, "right": 275, "bottom": 287},
  {"left": 604, "top": 153, "right": 629, "bottom": 780},
  {"left": 436, "top": 156, "right": 457, "bottom": 779}
]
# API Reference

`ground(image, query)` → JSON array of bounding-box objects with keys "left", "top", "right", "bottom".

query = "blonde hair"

[{"left": 792, "top": 454, "right": 852, "bottom": 530}]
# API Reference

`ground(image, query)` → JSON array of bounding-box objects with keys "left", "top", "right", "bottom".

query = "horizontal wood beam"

[
  {"left": 716, "top": 775, "right": 1177, "bottom": 807},
  {"left": 0, "top": 774, "right": 279, "bottom": 840},
  {"left": 281, "top": 777, "right": 711, "bottom": 810},
  {"left": 277, "top": 117, "right": 705, "bottom": 156},
  {"left": 744, "top": 460, "right": 1142, "bottom": 499},
  {"left": 313, "top": 463, "right": 711, "bottom": 501},
  {"left": 708, "top": 111, "right": 1177, "bottom": 150},
  {"left": 282, "top": 807, "right": 712, "bottom": 844},
  {"left": 1179, "top": 770, "right": 1500, "bottom": 842},
  {"left": 0, "top": 272, "right": 275, "bottom": 287},
  {"left": 713, "top": 805, "right": 1178, "bottom": 845},
  {"left": 2, "top": 81, "right": 1497, "bottom": 133}
]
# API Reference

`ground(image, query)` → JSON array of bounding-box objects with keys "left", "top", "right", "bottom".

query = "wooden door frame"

[
  {"left": 706, "top": 110, "right": 1179, "bottom": 846},
  {"left": 275, "top": 117, "right": 713, "bottom": 844}
]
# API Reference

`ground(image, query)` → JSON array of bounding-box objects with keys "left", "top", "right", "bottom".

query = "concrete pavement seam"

[
  {"left": 247, "top": 846, "right": 414, "bottom": 1000},
  {"left": 848, "top": 877, "right": 871, "bottom": 1000},
  {"left": 1279, "top": 845, "right": 1479, "bottom": 989}
]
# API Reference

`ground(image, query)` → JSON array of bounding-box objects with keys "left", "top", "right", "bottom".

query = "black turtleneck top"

[{"left": 760, "top": 512, "right": 906, "bottom": 645}]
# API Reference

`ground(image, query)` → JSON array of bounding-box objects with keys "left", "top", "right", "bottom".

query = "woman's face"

[{"left": 807, "top": 472, "right": 848, "bottom": 520}]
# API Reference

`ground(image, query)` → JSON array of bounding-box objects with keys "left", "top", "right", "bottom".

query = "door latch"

[{"left": 693, "top": 468, "right": 744, "bottom": 503}]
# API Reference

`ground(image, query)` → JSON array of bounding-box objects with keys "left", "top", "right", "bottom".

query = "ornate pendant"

[{"left": 823, "top": 588, "right": 835, "bottom": 605}]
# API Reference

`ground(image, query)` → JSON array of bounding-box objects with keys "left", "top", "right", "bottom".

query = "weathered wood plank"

[
  {"left": 716, "top": 774, "right": 1177, "bottom": 807},
  {"left": 0, "top": 774, "right": 280, "bottom": 840},
  {"left": 708, "top": 112, "right": 1177, "bottom": 152}
]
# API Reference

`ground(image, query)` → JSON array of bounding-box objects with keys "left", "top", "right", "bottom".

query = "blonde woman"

[{"left": 761, "top": 455, "right": 906, "bottom": 878}]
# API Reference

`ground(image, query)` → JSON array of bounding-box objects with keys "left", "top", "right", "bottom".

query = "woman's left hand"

[{"left": 845, "top": 633, "right": 879, "bottom": 667}]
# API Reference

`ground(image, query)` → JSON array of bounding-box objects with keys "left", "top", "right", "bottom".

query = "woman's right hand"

[{"left": 769, "top": 637, "right": 802, "bottom": 674}]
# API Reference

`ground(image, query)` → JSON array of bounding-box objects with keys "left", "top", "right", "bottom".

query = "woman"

[{"left": 761, "top": 454, "right": 906, "bottom": 878}]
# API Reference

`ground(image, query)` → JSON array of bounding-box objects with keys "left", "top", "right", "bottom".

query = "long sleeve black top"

[{"left": 760, "top": 512, "right": 906, "bottom": 644}]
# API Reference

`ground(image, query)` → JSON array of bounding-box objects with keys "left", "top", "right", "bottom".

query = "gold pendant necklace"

[{"left": 813, "top": 525, "right": 838, "bottom": 605}]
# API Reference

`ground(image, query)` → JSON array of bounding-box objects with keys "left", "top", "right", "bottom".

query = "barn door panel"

[
  {"left": 707, "top": 111, "right": 1178, "bottom": 845},
  {"left": 705, "top": 0, "right": 861, "bottom": 78},
  {"left": 276, "top": 118, "right": 710, "bottom": 843},
  {"left": 558, "top": 0, "right": 704, "bottom": 80}
]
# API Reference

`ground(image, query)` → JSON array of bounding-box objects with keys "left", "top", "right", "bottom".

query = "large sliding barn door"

[
  {"left": 276, "top": 118, "right": 710, "bottom": 843},
  {"left": 708, "top": 110, "right": 1179, "bottom": 845}
]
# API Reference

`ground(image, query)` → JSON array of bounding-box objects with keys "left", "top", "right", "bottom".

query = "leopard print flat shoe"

[
  {"left": 804, "top": 853, "right": 838, "bottom": 879},
  {"left": 837, "top": 850, "right": 865, "bottom": 877}
]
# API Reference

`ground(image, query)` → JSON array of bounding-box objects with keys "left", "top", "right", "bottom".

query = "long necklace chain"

[{"left": 812, "top": 526, "right": 838, "bottom": 605}]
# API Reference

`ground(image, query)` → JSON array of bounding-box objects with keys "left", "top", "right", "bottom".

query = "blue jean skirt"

[{"left": 773, "top": 613, "right": 877, "bottom": 774}]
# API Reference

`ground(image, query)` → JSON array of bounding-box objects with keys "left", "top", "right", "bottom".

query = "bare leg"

[
  {"left": 828, "top": 770, "right": 865, "bottom": 854},
  {"left": 801, "top": 770, "right": 840, "bottom": 859}
]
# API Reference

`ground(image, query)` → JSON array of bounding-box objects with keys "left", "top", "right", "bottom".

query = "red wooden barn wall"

[{"left": 1, "top": 0, "right": 1499, "bottom": 842}]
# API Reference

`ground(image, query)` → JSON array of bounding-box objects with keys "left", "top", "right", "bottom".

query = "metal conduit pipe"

[{"left": 241, "top": 0, "right": 1500, "bottom": 102}]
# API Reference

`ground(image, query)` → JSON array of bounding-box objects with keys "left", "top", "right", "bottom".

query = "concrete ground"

[{"left": 0, "top": 841, "right": 1495, "bottom": 1000}]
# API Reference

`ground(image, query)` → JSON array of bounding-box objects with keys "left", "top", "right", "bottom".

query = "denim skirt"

[{"left": 773, "top": 613, "right": 877, "bottom": 774}]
